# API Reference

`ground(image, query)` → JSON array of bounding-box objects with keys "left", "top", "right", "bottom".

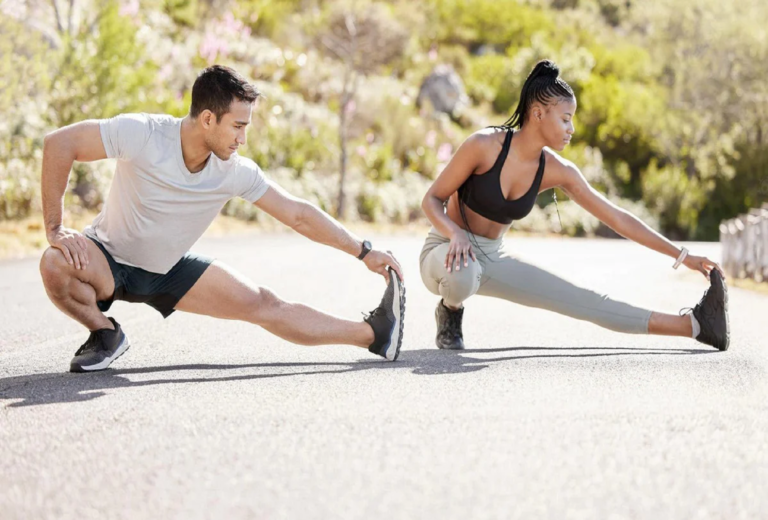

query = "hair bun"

[{"left": 530, "top": 59, "right": 560, "bottom": 80}]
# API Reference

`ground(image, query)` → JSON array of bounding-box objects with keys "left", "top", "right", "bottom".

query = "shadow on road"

[{"left": 0, "top": 346, "right": 716, "bottom": 408}]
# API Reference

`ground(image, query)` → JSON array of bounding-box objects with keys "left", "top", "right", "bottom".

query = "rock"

[{"left": 416, "top": 64, "right": 469, "bottom": 118}]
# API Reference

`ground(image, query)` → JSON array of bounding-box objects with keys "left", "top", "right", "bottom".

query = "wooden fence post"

[{"left": 720, "top": 206, "right": 768, "bottom": 283}]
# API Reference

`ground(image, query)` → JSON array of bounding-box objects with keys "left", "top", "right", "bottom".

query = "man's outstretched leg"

[
  {"left": 174, "top": 261, "right": 405, "bottom": 360},
  {"left": 39, "top": 242, "right": 130, "bottom": 372}
]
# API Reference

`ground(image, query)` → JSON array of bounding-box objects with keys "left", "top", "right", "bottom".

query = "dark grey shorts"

[{"left": 88, "top": 237, "right": 213, "bottom": 318}]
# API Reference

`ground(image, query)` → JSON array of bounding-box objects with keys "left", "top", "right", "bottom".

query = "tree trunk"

[
  {"left": 50, "top": 0, "right": 65, "bottom": 34},
  {"left": 337, "top": 95, "right": 348, "bottom": 220},
  {"left": 336, "top": 65, "right": 355, "bottom": 220}
]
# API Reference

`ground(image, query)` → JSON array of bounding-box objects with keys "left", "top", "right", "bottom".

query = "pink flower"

[
  {"left": 428, "top": 44, "right": 438, "bottom": 61},
  {"left": 425, "top": 130, "right": 437, "bottom": 148},
  {"left": 221, "top": 12, "right": 251, "bottom": 38},
  {"left": 437, "top": 143, "right": 453, "bottom": 162},
  {"left": 119, "top": 0, "right": 139, "bottom": 17},
  {"left": 357, "top": 146, "right": 367, "bottom": 157},
  {"left": 158, "top": 63, "right": 173, "bottom": 81},
  {"left": 344, "top": 100, "right": 356, "bottom": 117},
  {"left": 200, "top": 32, "right": 229, "bottom": 63},
  {"left": 199, "top": 13, "right": 251, "bottom": 63}
]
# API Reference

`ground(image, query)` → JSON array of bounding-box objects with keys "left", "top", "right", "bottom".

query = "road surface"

[{"left": 1, "top": 233, "right": 766, "bottom": 519}]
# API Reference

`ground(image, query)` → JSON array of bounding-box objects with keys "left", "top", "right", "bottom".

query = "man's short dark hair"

[{"left": 190, "top": 65, "right": 261, "bottom": 121}]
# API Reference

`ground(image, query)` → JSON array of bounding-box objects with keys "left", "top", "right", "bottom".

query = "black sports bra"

[{"left": 458, "top": 129, "right": 545, "bottom": 225}]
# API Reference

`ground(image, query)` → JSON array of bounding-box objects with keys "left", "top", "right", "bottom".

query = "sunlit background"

[{"left": 2, "top": 0, "right": 766, "bottom": 267}]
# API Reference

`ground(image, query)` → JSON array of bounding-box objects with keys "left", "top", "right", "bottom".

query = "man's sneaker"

[
  {"left": 70, "top": 317, "right": 130, "bottom": 372},
  {"left": 683, "top": 269, "right": 730, "bottom": 351},
  {"left": 363, "top": 267, "right": 405, "bottom": 361},
  {"left": 435, "top": 299, "right": 465, "bottom": 350}
]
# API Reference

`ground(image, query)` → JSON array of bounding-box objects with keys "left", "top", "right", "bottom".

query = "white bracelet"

[{"left": 673, "top": 247, "right": 688, "bottom": 269}]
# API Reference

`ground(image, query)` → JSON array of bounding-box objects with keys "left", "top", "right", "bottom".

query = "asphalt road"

[{"left": 1, "top": 233, "right": 766, "bottom": 520}]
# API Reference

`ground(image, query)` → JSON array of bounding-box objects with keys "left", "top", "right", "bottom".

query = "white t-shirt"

[{"left": 83, "top": 113, "right": 270, "bottom": 274}]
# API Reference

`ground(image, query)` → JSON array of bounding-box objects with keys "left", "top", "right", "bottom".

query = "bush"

[
  {"left": 355, "top": 170, "right": 432, "bottom": 223},
  {"left": 641, "top": 160, "right": 705, "bottom": 240}
]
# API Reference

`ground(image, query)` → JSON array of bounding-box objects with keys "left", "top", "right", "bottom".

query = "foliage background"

[{"left": 1, "top": 0, "right": 766, "bottom": 240}]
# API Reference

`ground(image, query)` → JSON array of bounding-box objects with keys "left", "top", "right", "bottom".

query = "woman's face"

[{"left": 532, "top": 97, "right": 576, "bottom": 151}]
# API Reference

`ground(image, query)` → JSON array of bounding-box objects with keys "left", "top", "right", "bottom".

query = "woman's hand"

[
  {"left": 445, "top": 233, "right": 476, "bottom": 273},
  {"left": 683, "top": 254, "right": 725, "bottom": 281}
]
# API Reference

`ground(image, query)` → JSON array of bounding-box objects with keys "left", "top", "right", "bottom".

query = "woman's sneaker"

[
  {"left": 435, "top": 299, "right": 465, "bottom": 350},
  {"left": 70, "top": 317, "right": 131, "bottom": 372},
  {"left": 684, "top": 270, "right": 730, "bottom": 351},
  {"left": 363, "top": 268, "right": 405, "bottom": 361}
]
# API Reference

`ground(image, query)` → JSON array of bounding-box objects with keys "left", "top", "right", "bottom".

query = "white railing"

[{"left": 720, "top": 202, "right": 768, "bottom": 282}]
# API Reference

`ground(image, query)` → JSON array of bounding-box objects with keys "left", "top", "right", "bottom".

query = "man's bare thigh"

[{"left": 174, "top": 261, "right": 262, "bottom": 321}]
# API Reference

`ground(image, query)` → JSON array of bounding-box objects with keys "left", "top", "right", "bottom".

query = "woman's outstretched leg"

[{"left": 476, "top": 247, "right": 728, "bottom": 348}]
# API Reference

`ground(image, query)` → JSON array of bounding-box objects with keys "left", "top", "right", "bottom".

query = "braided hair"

[{"left": 502, "top": 59, "right": 574, "bottom": 129}]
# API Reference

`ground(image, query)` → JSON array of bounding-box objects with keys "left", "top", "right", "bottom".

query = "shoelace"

[
  {"left": 362, "top": 307, "right": 387, "bottom": 320},
  {"left": 679, "top": 285, "right": 710, "bottom": 318},
  {"left": 74, "top": 329, "right": 109, "bottom": 356}
]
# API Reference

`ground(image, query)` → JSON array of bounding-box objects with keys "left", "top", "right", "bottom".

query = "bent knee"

[
  {"left": 39, "top": 247, "right": 72, "bottom": 289},
  {"left": 439, "top": 261, "right": 482, "bottom": 304}
]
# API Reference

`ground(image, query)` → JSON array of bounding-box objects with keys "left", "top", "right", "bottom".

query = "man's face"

[{"left": 204, "top": 100, "right": 253, "bottom": 160}]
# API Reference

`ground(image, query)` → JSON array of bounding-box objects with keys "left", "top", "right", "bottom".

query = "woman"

[{"left": 420, "top": 60, "right": 729, "bottom": 351}]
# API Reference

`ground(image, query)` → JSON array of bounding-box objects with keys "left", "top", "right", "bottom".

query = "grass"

[
  {"left": 0, "top": 215, "right": 70, "bottom": 260},
  {"left": 730, "top": 276, "right": 768, "bottom": 295}
]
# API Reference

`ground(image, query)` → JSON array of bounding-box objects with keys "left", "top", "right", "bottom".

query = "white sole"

[
  {"left": 75, "top": 336, "right": 131, "bottom": 372},
  {"left": 386, "top": 271, "right": 405, "bottom": 361}
]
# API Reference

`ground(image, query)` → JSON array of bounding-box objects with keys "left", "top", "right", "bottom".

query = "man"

[{"left": 40, "top": 65, "right": 405, "bottom": 373}]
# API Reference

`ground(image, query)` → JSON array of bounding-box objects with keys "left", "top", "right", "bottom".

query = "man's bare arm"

[
  {"left": 42, "top": 121, "right": 107, "bottom": 269},
  {"left": 255, "top": 184, "right": 404, "bottom": 283}
]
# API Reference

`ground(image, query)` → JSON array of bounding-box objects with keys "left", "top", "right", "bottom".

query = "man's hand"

[
  {"left": 363, "top": 249, "right": 404, "bottom": 284},
  {"left": 47, "top": 226, "right": 90, "bottom": 270},
  {"left": 683, "top": 253, "right": 725, "bottom": 281}
]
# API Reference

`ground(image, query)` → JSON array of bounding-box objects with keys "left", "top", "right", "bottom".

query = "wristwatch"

[{"left": 357, "top": 239, "right": 372, "bottom": 260}]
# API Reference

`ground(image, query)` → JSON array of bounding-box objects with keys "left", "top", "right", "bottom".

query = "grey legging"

[{"left": 419, "top": 227, "right": 652, "bottom": 334}]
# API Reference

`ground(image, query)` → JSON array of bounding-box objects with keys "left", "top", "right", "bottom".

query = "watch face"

[{"left": 360, "top": 240, "right": 372, "bottom": 259}]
